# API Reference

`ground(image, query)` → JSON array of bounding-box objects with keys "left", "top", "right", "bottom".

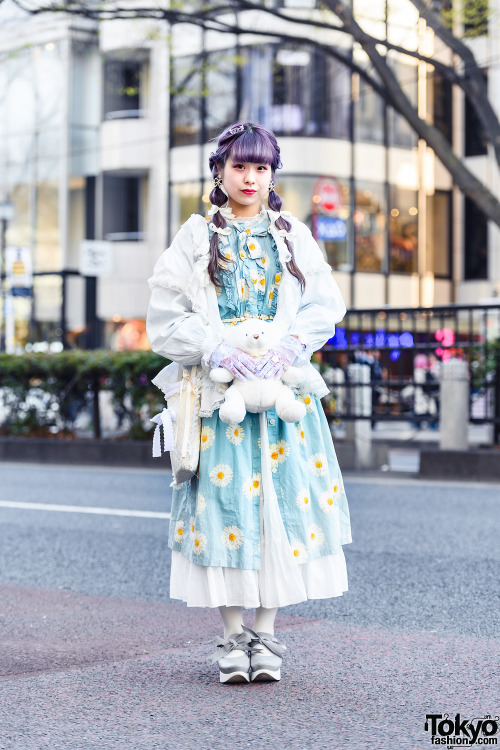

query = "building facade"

[{"left": 0, "top": 0, "right": 498, "bottom": 351}]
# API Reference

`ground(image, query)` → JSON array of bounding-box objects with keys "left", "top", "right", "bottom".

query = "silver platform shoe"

[
  {"left": 209, "top": 631, "right": 253, "bottom": 684},
  {"left": 242, "top": 625, "right": 287, "bottom": 682}
]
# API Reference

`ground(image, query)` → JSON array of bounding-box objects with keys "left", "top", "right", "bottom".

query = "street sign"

[
  {"left": 79, "top": 240, "right": 114, "bottom": 277},
  {"left": 5, "top": 246, "right": 33, "bottom": 296},
  {"left": 314, "top": 216, "right": 347, "bottom": 241},
  {"left": 313, "top": 178, "right": 343, "bottom": 215}
]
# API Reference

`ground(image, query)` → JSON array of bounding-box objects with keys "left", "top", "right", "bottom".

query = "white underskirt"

[
  {"left": 170, "top": 413, "right": 348, "bottom": 609},
  {"left": 170, "top": 547, "right": 348, "bottom": 609}
]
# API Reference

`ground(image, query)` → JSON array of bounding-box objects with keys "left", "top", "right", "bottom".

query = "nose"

[
  {"left": 245, "top": 170, "right": 256, "bottom": 184},
  {"left": 253, "top": 334, "right": 259, "bottom": 339}
]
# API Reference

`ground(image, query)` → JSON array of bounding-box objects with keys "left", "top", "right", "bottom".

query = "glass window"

[
  {"left": 353, "top": 70, "right": 384, "bottom": 144},
  {"left": 465, "top": 71, "right": 488, "bottom": 156},
  {"left": 427, "top": 190, "right": 452, "bottom": 278},
  {"left": 464, "top": 196, "right": 488, "bottom": 279},
  {"left": 276, "top": 175, "right": 350, "bottom": 269},
  {"left": 238, "top": 44, "right": 350, "bottom": 140},
  {"left": 205, "top": 49, "right": 238, "bottom": 142},
  {"left": 239, "top": 46, "right": 274, "bottom": 129},
  {"left": 103, "top": 174, "right": 146, "bottom": 241},
  {"left": 432, "top": 70, "right": 452, "bottom": 144},
  {"left": 103, "top": 54, "right": 148, "bottom": 120},
  {"left": 170, "top": 181, "right": 212, "bottom": 238},
  {"left": 389, "top": 186, "right": 418, "bottom": 273},
  {"left": 355, "top": 181, "right": 386, "bottom": 272},
  {"left": 388, "top": 59, "right": 418, "bottom": 148},
  {"left": 172, "top": 55, "right": 202, "bottom": 146}
]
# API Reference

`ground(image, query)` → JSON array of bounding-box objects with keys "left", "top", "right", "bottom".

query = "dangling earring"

[
  {"left": 214, "top": 175, "right": 223, "bottom": 189},
  {"left": 268, "top": 180, "right": 275, "bottom": 193}
]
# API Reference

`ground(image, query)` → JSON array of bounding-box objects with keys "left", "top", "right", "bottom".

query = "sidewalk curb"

[
  {"left": 0, "top": 436, "right": 170, "bottom": 469},
  {"left": 419, "top": 449, "right": 500, "bottom": 481}
]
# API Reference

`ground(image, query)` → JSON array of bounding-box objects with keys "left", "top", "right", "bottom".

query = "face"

[{"left": 219, "top": 155, "right": 271, "bottom": 216}]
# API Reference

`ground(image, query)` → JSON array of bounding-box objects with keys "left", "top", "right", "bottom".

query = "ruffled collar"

[{"left": 209, "top": 203, "right": 268, "bottom": 227}]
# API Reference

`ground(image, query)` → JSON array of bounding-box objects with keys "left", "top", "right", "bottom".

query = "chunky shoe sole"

[
  {"left": 220, "top": 670, "right": 250, "bottom": 684},
  {"left": 250, "top": 668, "right": 281, "bottom": 682}
]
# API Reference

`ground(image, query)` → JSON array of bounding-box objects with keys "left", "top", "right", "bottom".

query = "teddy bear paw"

[
  {"left": 210, "top": 367, "right": 234, "bottom": 384},
  {"left": 219, "top": 402, "right": 246, "bottom": 425},
  {"left": 276, "top": 401, "right": 307, "bottom": 423}
]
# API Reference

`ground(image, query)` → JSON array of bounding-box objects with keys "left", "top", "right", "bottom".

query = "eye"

[{"left": 258, "top": 165, "right": 269, "bottom": 171}]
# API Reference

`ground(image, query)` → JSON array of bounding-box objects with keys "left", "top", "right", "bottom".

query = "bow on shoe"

[
  {"left": 208, "top": 631, "right": 252, "bottom": 664},
  {"left": 241, "top": 625, "right": 287, "bottom": 657}
]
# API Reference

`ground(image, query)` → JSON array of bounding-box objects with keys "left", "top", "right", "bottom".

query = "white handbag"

[{"left": 151, "top": 364, "right": 201, "bottom": 484}]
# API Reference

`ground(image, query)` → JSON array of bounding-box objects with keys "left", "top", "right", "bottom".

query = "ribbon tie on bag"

[
  {"left": 151, "top": 408, "right": 175, "bottom": 458},
  {"left": 178, "top": 369, "right": 197, "bottom": 459}
]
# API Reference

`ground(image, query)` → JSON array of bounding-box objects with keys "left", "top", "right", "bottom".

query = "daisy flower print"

[
  {"left": 318, "top": 489, "right": 336, "bottom": 514},
  {"left": 238, "top": 279, "right": 249, "bottom": 301},
  {"left": 298, "top": 393, "right": 314, "bottom": 412},
  {"left": 295, "top": 423, "right": 306, "bottom": 445},
  {"left": 331, "top": 478, "right": 343, "bottom": 499},
  {"left": 221, "top": 526, "right": 244, "bottom": 550},
  {"left": 243, "top": 473, "right": 261, "bottom": 499},
  {"left": 226, "top": 424, "right": 244, "bottom": 445},
  {"left": 174, "top": 520, "right": 185, "bottom": 544},
  {"left": 309, "top": 453, "right": 328, "bottom": 476},
  {"left": 210, "top": 464, "right": 233, "bottom": 487},
  {"left": 192, "top": 531, "right": 207, "bottom": 555},
  {"left": 277, "top": 439, "right": 290, "bottom": 463},
  {"left": 200, "top": 426, "right": 215, "bottom": 451},
  {"left": 296, "top": 488, "right": 311, "bottom": 512},
  {"left": 189, "top": 516, "right": 196, "bottom": 537},
  {"left": 269, "top": 444, "right": 280, "bottom": 473},
  {"left": 308, "top": 524, "right": 325, "bottom": 549},
  {"left": 256, "top": 251, "right": 270, "bottom": 270},
  {"left": 291, "top": 541, "right": 309, "bottom": 563}
]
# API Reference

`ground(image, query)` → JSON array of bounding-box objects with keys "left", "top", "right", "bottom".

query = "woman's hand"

[
  {"left": 254, "top": 335, "right": 306, "bottom": 379},
  {"left": 209, "top": 342, "right": 258, "bottom": 380}
]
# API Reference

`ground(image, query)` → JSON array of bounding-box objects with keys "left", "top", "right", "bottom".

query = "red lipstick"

[{"left": 242, "top": 190, "right": 256, "bottom": 195}]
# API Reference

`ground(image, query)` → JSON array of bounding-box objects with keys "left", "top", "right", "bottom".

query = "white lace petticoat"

[{"left": 169, "top": 413, "right": 348, "bottom": 609}]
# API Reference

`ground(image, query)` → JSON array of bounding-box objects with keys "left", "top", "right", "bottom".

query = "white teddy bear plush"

[{"left": 210, "top": 318, "right": 307, "bottom": 425}]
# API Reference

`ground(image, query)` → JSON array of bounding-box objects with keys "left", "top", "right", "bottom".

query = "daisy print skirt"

[{"left": 168, "top": 395, "right": 352, "bottom": 573}]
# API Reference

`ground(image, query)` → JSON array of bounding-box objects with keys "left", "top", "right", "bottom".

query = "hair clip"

[{"left": 228, "top": 124, "right": 244, "bottom": 135}]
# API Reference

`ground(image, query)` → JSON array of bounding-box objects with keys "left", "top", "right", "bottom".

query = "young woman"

[{"left": 147, "top": 122, "right": 352, "bottom": 684}]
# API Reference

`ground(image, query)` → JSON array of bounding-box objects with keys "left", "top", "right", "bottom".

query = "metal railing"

[{"left": 319, "top": 303, "right": 500, "bottom": 443}]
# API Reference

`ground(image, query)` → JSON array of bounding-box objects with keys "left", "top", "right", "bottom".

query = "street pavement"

[{"left": 0, "top": 462, "right": 498, "bottom": 750}]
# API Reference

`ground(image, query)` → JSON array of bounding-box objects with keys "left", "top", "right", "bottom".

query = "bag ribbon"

[
  {"left": 178, "top": 367, "right": 197, "bottom": 459},
  {"left": 151, "top": 408, "right": 175, "bottom": 458}
]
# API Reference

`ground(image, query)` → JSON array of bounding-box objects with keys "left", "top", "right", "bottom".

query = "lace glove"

[
  {"left": 255, "top": 335, "right": 306, "bottom": 379},
  {"left": 209, "top": 342, "right": 258, "bottom": 381}
]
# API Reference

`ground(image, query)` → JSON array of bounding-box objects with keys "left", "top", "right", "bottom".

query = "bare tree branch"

[{"left": 10, "top": 0, "right": 500, "bottom": 227}]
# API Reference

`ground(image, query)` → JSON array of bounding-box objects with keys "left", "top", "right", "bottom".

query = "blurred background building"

[{"left": 0, "top": 0, "right": 498, "bottom": 351}]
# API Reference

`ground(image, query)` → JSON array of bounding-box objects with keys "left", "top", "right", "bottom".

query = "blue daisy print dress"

[{"left": 169, "top": 210, "right": 352, "bottom": 609}]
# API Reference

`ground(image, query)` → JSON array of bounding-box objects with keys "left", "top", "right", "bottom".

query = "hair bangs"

[{"left": 230, "top": 129, "right": 279, "bottom": 169}]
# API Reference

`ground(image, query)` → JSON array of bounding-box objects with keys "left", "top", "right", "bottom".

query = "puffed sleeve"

[
  {"left": 287, "top": 223, "right": 346, "bottom": 360},
  {"left": 147, "top": 286, "right": 221, "bottom": 367},
  {"left": 146, "top": 218, "right": 222, "bottom": 367}
]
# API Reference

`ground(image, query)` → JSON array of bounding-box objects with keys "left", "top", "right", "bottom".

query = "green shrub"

[{"left": 0, "top": 350, "right": 168, "bottom": 440}]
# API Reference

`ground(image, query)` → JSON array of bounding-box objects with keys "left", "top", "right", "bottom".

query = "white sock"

[
  {"left": 253, "top": 607, "right": 278, "bottom": 655},
  {"left": 218, "top": 605, "right": 245, "bottom": 658}
]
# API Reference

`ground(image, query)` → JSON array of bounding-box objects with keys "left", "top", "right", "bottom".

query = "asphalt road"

[{"left": 0, "top": 462, "right": 499, "bottom": 750}]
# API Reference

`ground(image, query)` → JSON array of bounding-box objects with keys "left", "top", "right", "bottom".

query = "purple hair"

[{"left": 207, "top": 122, "right": 305, "bottom": 292}]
